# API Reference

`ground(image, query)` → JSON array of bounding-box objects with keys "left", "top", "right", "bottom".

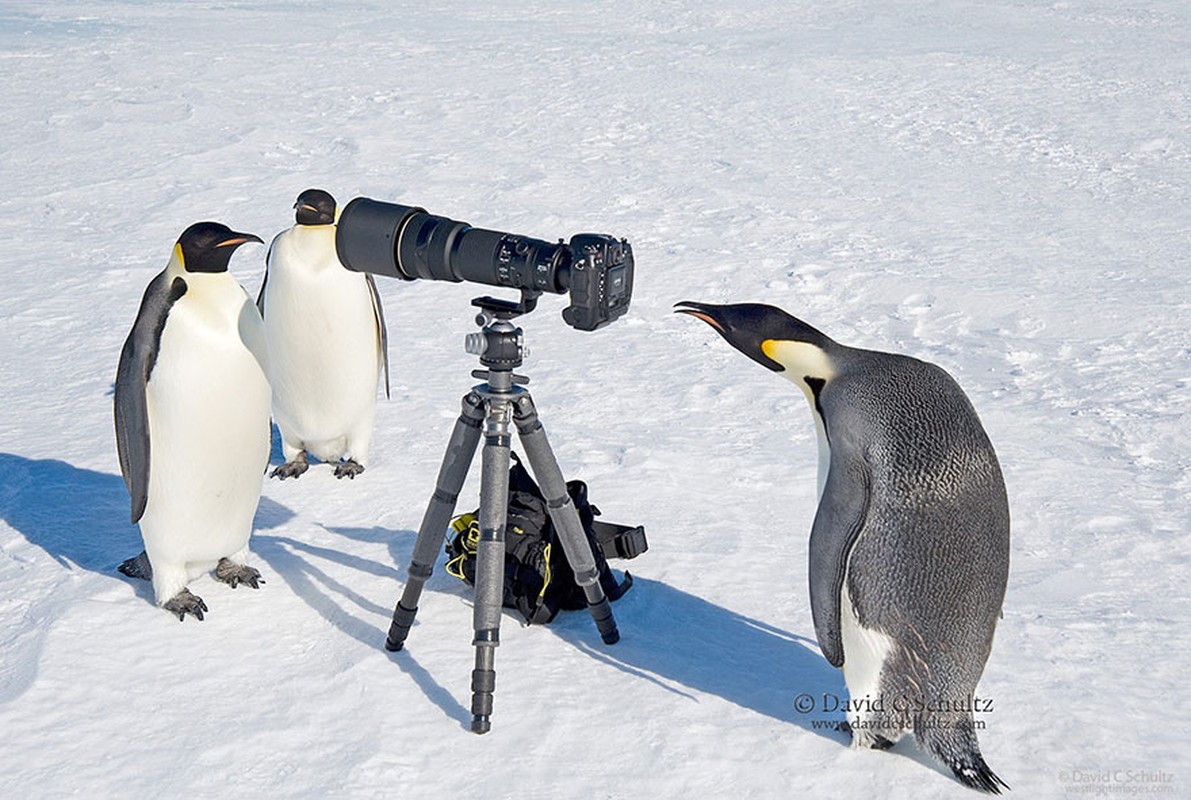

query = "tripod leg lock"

[
  {"left": 385, "top": 601, "right": 419, "bottom": 652},
  {"left": 471, "top": 668, "right": 496, "bottom": 734},
  {"left": 472, "top": 628, "right": 500, "bottom": 645},
  {"left": 572, "top": 565, "right": 600, "bottom": 588},
  {"left": 470, "top": 635, "right": 499, "bottom": 734},
  {"left": 407, "top": 561, "right": 434, "bottom": 581},
  {"left": 588, "top": 597, "right": 620, "bottom": 645}
]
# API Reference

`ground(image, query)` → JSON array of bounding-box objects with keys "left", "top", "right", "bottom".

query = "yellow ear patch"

[
  {"left": 166, "top": 242, "right": 187, "bottom": 278},
  {"left": 761, "top": 339, "right": 835, "bottom": 382}
]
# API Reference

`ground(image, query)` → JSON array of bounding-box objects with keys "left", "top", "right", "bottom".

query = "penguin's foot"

[
  {"left": 215, "top": 558, "right": 264, "bottom": 589},
  {"left": 163, "top": 589, "right": 208, "bottom": 621},
  {"left": 271, "top": 451, "right": 309, "bottom": 480},
  {"left": 334, "top": 459, "right": 365, "bottom": 479},
  {"left": 118, "top": 550, "right": 153, "bottom": 580},
  {"left": 841, "top": 720, "right": 899, "bottom": 750}
]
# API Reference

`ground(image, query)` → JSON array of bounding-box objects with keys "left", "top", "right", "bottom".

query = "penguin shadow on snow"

[
  {"left": 0, "top": 452, "right": 142, "bottom": 577},
  {"left": 251, "top": 522, "right": 408, "bottom": 650},
  {"left": 360, "top": 520, "right": 851, "bottom": 739},
  {"left": 0, "top": 452, "right": 300, "bottom": 609},
  {"left": 549, "top": 576, "right": 849, "bottom": 741},
  {"left": 251, "top": 522, "right": 473, "bottom": 726}
]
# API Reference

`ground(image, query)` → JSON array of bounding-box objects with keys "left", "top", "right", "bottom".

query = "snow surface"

[{"left": 1, "top": 1, "right": 1189, "bottom": 798}]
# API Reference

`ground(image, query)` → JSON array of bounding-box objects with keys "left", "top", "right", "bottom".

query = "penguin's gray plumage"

[
  {"left": 114, "top": 221, "right": 270, "bottom": 621},
  {"left": 677, "top": 301, "right": 1010, "bottom": 794},
  {"left": 257, "top": 189, "right": 390, "bottom": 480}
]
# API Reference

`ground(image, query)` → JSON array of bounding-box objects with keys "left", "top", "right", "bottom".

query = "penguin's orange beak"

[
  {"left": 216, "top": 233, "right": 264, "bottom": 249},
  {"left": 674, "top": 300, "right": 788, "bottom": 373},
  {"left": 675, "top": 308, "right": 725, "bottom": 332}
]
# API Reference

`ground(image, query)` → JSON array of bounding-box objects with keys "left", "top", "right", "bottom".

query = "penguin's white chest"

[
  {"left": 809, "top": 410, "right": 831, "bottom": 500},
  {"left": 263, "top": 230, "right": 381, "bottom": 442},
  {"left": 140, "top": 277, "right": 270, "bottom": 564}
]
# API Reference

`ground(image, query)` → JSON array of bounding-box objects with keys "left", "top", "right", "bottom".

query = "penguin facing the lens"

[
  {"left": 115, "top": 222, "right": 271, "bottom": 621},
  {"left": 257, "top": 188, "right": 390, "bottom": 480},
  {"left": 676, "top": 301, "right": 1010, "bottom": 793}
]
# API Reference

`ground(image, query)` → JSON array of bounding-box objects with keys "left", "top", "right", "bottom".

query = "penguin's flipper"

[
  {"left": 256, "top": 267, "right": 268, "bottom": 317},
  {"left": 365, "top": 273, "right": 391, "bottom": 399},
  {"left": 117, "top": 550, "right": 153, "bottom": 580},
  {"left": 807, "top": 455, "right": 872, "bottom": 668},
  {"left": 256, "top": 235, "right": 277, "bottom": 318},
  {"left": 114, "top": 272, "right": 188, "bottom": 523}
]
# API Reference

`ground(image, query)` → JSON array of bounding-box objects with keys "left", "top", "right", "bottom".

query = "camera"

[{"left": 334, "top": 197, "right": 633, "bottom": 331}]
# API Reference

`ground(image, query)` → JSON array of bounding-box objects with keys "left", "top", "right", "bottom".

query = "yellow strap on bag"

[{"left": 445, "top": 513, "right": 480, "bottom": 581}]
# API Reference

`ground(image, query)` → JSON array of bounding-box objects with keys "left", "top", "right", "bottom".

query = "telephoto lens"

[
  {"left": 335, "top": 198, "right": 567, "bottom": 291},
  {"left": 335, "top": 196, "right": 634, "bottom": 331}
]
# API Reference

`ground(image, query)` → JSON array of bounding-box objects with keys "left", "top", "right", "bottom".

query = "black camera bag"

[{"left": 444, "top": 454, "right": 647, "bottom": 625}]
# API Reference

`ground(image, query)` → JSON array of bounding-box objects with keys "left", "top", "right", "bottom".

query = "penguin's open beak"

[
  {"left": 673, "top": 300, "right": 728, "bottom": 333},
  {"left": 216, "top": 232, "right": 264, "bottom": 249},
  {"left": 674, "top": 300, "right": 785, "bottom": 372}
]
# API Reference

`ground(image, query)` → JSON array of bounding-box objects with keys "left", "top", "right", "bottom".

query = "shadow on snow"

[
  {"left": 0, "top": 458, "right": 847, "bottom": 746},
  {"left": 282, "top": 520, "right": 847, "bottom": 740},
  {"left": 0, "top": 451, "right": 294, "bottom": 604},
  {"left": 0, "top": 452, "right": 142, "bottom": 575}
]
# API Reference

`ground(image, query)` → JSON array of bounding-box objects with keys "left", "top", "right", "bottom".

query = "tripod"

[{"left": 384, "top": 295, "right": 620, "bottom": 734}]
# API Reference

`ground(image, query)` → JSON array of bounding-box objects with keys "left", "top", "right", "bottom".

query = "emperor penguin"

[
  {"left": 676, "top": 301, "right": 1010, "bottom": 793},
  {"left": 257, "top": 188, "right": 390, "bottom": 479},
  {"left": 114, "top": 222, "right": 271, "bottom": 621}
]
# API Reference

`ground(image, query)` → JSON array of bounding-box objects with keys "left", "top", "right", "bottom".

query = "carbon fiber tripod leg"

[
  {"left": 512, "top": 393, "right": 620, "bottom": 645},
  {"left": 385, "top": 392, "right": 485, "bottom": 652},
  {"left": 470, "top": 399, "right": 513, "bottom": 734}
]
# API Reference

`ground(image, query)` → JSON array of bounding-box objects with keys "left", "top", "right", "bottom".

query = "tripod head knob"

[
  {"left": 466, "top": 329, "right": 528, "bottom": 359},
  {"left": 464, "top": 332, "right": 488, "bottom": 357},
  {"left": 466, "top": 319, "right": 525, "bottom": 370}
]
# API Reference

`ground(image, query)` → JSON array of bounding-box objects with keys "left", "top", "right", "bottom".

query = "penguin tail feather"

[{"left": 916, "top": 715, "right": 1009, "bottom": 794}]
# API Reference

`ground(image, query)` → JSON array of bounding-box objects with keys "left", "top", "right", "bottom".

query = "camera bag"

[{"left": 444, "top": 453, "right": 647, "bottom": 625}]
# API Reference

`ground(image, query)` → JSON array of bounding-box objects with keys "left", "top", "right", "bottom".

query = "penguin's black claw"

[
  {"left": 163, "top": 589, "right": 207, "bottom": 621},
  {"left": 334, "top": 460, "right": 365, "bottom": 479},
  {"left": 215, "top": 559, "right": 264, "bottom": 590},
  {"left": 839, "top": 720, "right": 897, "bottom": 750},
  {"left": 118, "top": 551, "right": 153, "bottom": 580},
  {"left": 271, "top": 456, "right": 309, "bottom": 480}
]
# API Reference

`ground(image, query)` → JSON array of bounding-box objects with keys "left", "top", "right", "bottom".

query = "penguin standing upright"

[
  {"left": 257, "top": 188, "right": 389, "bottom": 479},
  {"left": 676, "top": 301, "right": 1010, "bottom": 794},
  {"left": 114, "top": 222, "right": 271, "bottom": 621}
]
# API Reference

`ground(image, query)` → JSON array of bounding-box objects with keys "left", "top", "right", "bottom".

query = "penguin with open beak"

[{"left": 677, "top": 301, "right": 1010, "bottom": 793}]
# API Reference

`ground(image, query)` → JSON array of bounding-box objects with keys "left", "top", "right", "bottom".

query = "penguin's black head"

[
  {"left": 176, "top": 221, "right": 263, "bottom": 274},
  {"left": 674, "top": 301, "right": 833, "bottom": 372},
  {"left": 294, "top": 188, "right": 336, "bottom": 226}
]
